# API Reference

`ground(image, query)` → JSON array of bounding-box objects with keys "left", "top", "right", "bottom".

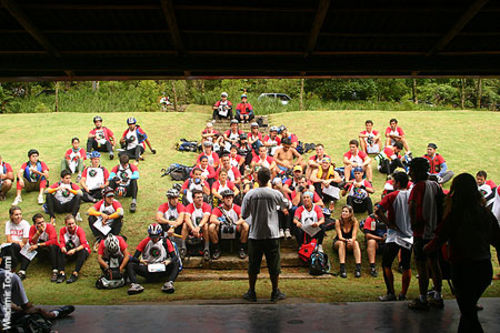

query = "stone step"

[
  {"left": 177, "top": 268, "right": 333, "bottom": 281},
  {"left": 181, "top": 246, "right": 303, "bottom": 270}
]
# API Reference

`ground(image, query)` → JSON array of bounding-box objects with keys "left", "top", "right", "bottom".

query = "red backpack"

[{"left": 298, "top": 236, "right": 318, "bottom": 263}]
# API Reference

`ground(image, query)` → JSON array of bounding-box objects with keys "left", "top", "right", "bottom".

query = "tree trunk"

[
  {"left": 299, "top": 78, "right": 304, "bottom": 111},
  {"left": 171, "top": 80, "right": 178, "bottom": 112},
  {"left": 412, "top": 79, "right": 418, "bottom": 104},
  {"left": 92, "top": 81, "right": 99, "bottom": 91},
  {"left": 54, "top": 82, "right": 59, "bottom": 112},
  {"left": 460, "top": 78, "right": 465, "bottom": 109},
  {"left": 476, "top": 78, "right": 482, "bottom": 108}
]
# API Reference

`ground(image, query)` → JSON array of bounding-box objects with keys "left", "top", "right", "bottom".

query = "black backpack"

[
  {"left": 12, "top": 313, "right": 53, "bottom": 333},
  {"left": 309, "top": 251, "right": 331, "bottom": 276}
]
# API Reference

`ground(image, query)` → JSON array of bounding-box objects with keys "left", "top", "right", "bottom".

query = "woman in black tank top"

[{"left": 334, "top": 205, "right": 362, "bottom": 278}]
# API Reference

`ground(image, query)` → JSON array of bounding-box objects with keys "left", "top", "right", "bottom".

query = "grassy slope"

[{"left": 0, "top": 109, "right": 499, "bottom": 305}]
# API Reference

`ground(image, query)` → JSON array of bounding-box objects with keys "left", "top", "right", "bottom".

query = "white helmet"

[{"left": 104, "top": 234, "right": 120, "bottom": 254}]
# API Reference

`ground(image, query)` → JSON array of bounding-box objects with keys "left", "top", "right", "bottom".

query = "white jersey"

[
  {"left": 53, "top": 182, "right": 76, "bottom": 204},
  {"left": 63, "top": 228, "right": 81, "bottom": 248},
  {"left": 67, "top": 149, "right": 81, "bottom": 173},
  {"left": 4, "top": 220, "right": 30, "bottom": 242},
  {"left": 95, "top": 129, "right": 107, "bottom": 145},
  {"left": 479, "top": 184, "right": 495, "bottom": 207},
  {"left": 85, "top": 167, "right": 106, "bottom": 191},
  {"left": 141, "top": 240, "right": 168, "bottom": 264},
  {"left": 125, "top": 129, "right": 139, "bottom": 150},
  {"left": 116, "top": 164, "right": 132, "bottom": 186},
  {"left": 492, "top": 188, "right": 500, "bottom": 223}
]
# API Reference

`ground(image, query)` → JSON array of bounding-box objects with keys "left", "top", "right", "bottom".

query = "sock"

[
  {"left": 132, "top": 198, "right": 137, "bottom": 204},
  {"left": 241, "top": 243, "right": 247, "bottom": 251},
  {"left": 181, "top": 239, "right": 186, "bottom": 249},
  {"left": 204, "top": 239, "right": 210, "bottom": 250},
  {"left": 340, "top": 264, "right": 345, "bottom": 271},
  {"left": 50, "top": 310, "right": 60, "bottom": 318},
  {"left": 370, "top": 263, "right": 375, "bottom": 269},
  {"left": 355, "top": 263, "right": 361, "bottom": 271}
]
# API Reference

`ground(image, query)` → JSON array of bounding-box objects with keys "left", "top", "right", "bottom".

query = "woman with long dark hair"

[{"left": 425, "top": 173, "right": 500, "bottom": 333}]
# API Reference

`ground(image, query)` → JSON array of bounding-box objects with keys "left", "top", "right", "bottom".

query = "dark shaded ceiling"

[{"left": 0, "top": 0, "right": 499, "bottom": 81}]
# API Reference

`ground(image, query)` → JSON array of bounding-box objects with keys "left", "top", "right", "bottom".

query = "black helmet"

[
  {"left": 27, "top": 149, "right": 39, "bottom": 158},
  {"left": 220, "top": 189, "right": 235, "bottom": 198},
  {"left": 93, "top": 115, "right": 103, "bottom": 123}
]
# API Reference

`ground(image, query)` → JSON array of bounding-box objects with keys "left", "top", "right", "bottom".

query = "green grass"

[{"left": 0, "top": 108, "right": 499, "bottom": 305}]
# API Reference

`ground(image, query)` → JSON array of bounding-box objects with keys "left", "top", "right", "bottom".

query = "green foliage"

[{"left": 34, "top": 102, "right": 51, "bottom": 113}]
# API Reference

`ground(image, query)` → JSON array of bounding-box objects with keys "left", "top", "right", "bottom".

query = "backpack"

[
  {"left": 309, "top": 251, "right": 331, "bottom": 276},
  {"left": 95, "top": 268, "right": 125, "bottom": 289},
  {"left": 298, "top": 237, "right": 317, "bottom": 263},
  {"left": 176, "top": 139, "right": 199, "bottom": 152},
  {"left": 161, "top": 163, "right": 193, "bottom": 181},
  {"left": 12, "top": 313, "right": 53, "bottom": 333}
]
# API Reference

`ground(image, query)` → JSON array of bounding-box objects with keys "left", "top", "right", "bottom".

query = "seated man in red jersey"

[
  {"left": 80, "top": 151, "right": 110, "bottom": 203},
  {"left": 279, "top": 126, "right": 299, "bottom": 149},
  {"left": 197, "top": 141, "right": 220, "bottom": 169},
  {"left": 87, "top": 115, "right": 116, "bottom": 160},
  {"left": 216, "top": 154, "right": 242, "bottom": 186},
  {"left": 235, "top": 94, "right": 255, "bottom": 123},
  {"left": 119, "top": 117, "right": 155, "bottom": 162},
  {"left": 45, "top": 170, "right": 83, "bottom": 225},
  {"left": 476, "top": 170, "right": 497, "bottom": 209},
  {"left": 209, "top": 189, "right": 249, "bottom": 260},
  {"left": 229, "top": 145, "right": 245, "bottom": 170},
  {"left": 109, "top": 154, "right": 139, "bottom": 212},
  {"left": 88, "top": 187, "right": 124, "bottom": 248},
  {"left": 385, "top": 118, "right": 411, "bottom": 154},
  {"left": 423, "top": 143, "right": 454, "bottom": 184},
  {"left": 310, "top": 157, "right": 343, "bottom": 211},
  {"left": 251, "top": 146, "right": 278, "bottom": 178},
  {"left": 343, "top": 139, "right": 373, "bottom": 183},
  {"left": 61, "top": 137, "right": 86, "bottom": 182},
  {"left": 376, "top": 142, "right": 406, "bottom": 175},
  {"left": 181, "top": 167, "right": 211, "bottom": 204},
  {"left": 247, "top": 122, "right": 263, "bottom": 150},
  {"left": 293, "top": 191, "right": 325, "bottom": 251},
  {"left": 156, "top": 188, "right": 186, "bottom": 237},
  {"left": 283, "top": 165, "right": 305, "bottom": 197},
  {"left": 291, "top": 176, "right": 324, "bottom": 209},
  {"left": 262, "top": 126, "right": 282, "bottom": 156},
  {"left": 58, "top": 214, "right": 91, "bottom": 284},
  {"left": 194, "top": 155, "right": 217, "bottom": 187},
  {"left": 27, "top": 213, "right": 60, "bottom": 282},
  {"left": 0, "top": 153, "right": 14, "bottom": 201},
  {"left": 212, "top": 92, "right": 233, "bottom": 121},
  {"left": 97, "top": 233, "right": 130, "bottom": 290},
  {"left": 223, "top": 119, "right": 244, "bottom": 152},
  {"left": 127, "top": 224, "right": 180, "bottom": 295},
  {"left": 212, "top": 169, "right": 239, "bottom": 206},
  {"left": 306, "top": 143, "right": 330, "bottom": 179},
  {"left": 201, "top": 122, "right": 220, "bottom": 143},
  {"left": 342, "top": 167, "right": 375, "bottom": 214},
  {"left": 359, "top": 120, "right": 382, "bottom": 154},
  {"left": 13, "top": 149, "right": 49, "bottom": 206},
  {"left": 184, "top": 190, "right": 212, "bottom": 260}
]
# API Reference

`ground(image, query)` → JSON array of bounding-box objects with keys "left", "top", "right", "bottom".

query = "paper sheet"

[
  {"left": 93, "top": 219, "right": 111, "bottom": 236},
  {"left": 20, "top": 243, "right": 37, "bottom": 261}
]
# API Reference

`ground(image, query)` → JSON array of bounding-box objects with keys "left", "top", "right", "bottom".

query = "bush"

[{"left": 34, "top": 102, "right": 51, "bottom": 113}]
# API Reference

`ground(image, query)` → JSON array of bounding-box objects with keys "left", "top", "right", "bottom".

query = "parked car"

[{"left": 258, "top": 93, "right": 291, "bottom": 105}]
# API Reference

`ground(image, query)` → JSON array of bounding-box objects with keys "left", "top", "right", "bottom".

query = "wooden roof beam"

[
  {"left": 160, "top": 0, "right": 185, "bottom": 55},
  {"left": 427, "top": 0, "right": 490, "bottom": 56},
  {"left": 305, "top": 0, "right": 331, "bottom": 57}
]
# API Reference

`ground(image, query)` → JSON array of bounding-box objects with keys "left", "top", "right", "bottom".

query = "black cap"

[{"left": 427, "top": 143, "right": 438, "bottom": 149}]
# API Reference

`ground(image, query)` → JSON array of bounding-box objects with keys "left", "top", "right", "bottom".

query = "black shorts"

[
  {"left": 413, "top": 237, "right": 438, "bottom": 262},
  {"left": 248, "top": 238, "right": 280, "bottom": 276},
  {"left": 382, "top": 242, "right": 412, "bottom": 271}
]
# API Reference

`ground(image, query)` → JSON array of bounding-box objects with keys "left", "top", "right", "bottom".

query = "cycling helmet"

[
  {"left": 409, "top": 157, "right": 430, "bottom": 173},
  {"left": 148, "top": 223, "right": 163, "bottom": 237},
  {"left": 102, "top": 186, "right": 114, "bottom": 198},
  {"left": 127, "top": 117, "right": 137, "bottom": 125},
  {"left": 89, "top": 151, "right": 101, "bottom": 159},
  {"left": 250, "top": 122, "right": 259, "bottom": 128},
  {"left": 241, "top": 94, "right": 248, "bottom": 99},
  {"left": 27, "top": 149, "right": 39, "bottom": 157},
  {"left": 166, "top": 188, "right": 179, "bottom": 198},
  {"left": 230, "top": 119, "right": 239, "bottom": 124},
  {"left": 220, "top": 189, "right": 235, "bottom": 197},
  {"left": 104, "top": 234, "right": 120, "bottom": 255},
  {"left": 270, "top": 126, "right": 278, "bottom": 132},
  {"left": 221, "top": 92, "right": 228, "bottom": 97},
  {"left": 353, "top": 166, "right": 364, "bottom": 173},
  {"left": 93, "top": 116, "right": 103, "bottom": 123},
  {"left": 115, "top": 186, "right": 127, "bottom": 198}
]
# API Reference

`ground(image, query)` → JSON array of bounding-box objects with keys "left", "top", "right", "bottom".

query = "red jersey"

[
  {"left": 20, "top": 161, "right": 49, "bottom": 182},
  {"left": 248, "top": 132, "right": 262, "bottom": 141},
  {"left": 309, "top": 154, "right": 331, "bottom": 162},
  {"left": 236, "top": 102, "right": 253, "bottom": 115},
  {"left": 212, "top": 180, "right": 236, "bottom": 193},
  {"left": 158, "top": 202, "right": 185, "bottom": 220},
  {"left": 64, "top": 148, "right": 86, "bottom": 161},
  {"left": 262, "top": 135, "right": 281, "bottom": 146},
  {"left": 212, "top": 204, "right": 242, "bottom": 223},
  {"left": 89, "top": 127, "right": 114, "bottom": 142},
  {"left": 99, "top": 235, "right": 127, "bottom": 256},
  {"left": 423, "top": 154, "right": 446, "bottom": 174},
  {"left": 294, "top": 204, "right": 324, "bottom": 222},
  {"left": 385, "top": 126, "right": 404, "bottom": 136},
  {"left": 409, "top": 180, "right": 443, "bottom": 238},
  {"left": 49, "top": 181, "right": 80, "bottom": 204},
  {"left": 29, "top": 223, "right": 58, "bottom": 246},
  {"left": 185, "top": 202, "right": 212, "bottom": 227},
  {"left": 291, "top": 190, "right": 322, "bottom": 204},
  {"left": 215, "top": 166, "right": 241, "bottom": 182},
  {"left": 344, "top": 150, "right": 368, "bottom": 164},
  {"left": 193, "top": 164, "right": 217, "bottom": 180},
  {"left": 59, "top": 226, "right": 91, "bottom": 254},
  {"left": 252, "top": 155, "right": 274, "bottom": 169},
  {"left": 197, "top": 151, "right": 220, "bottom": 167}
]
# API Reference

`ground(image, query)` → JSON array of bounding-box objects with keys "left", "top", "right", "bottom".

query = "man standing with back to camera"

[{"left": 241, "top": 167, "right": 289, "bottom": 302}]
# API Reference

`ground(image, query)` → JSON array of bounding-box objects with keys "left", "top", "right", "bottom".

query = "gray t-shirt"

[
  {"left": 0, "top": 268, "right": 29, "bottom": 325},
  {"left": 242, "top": 187, "right": 288, "bottom": 240}
]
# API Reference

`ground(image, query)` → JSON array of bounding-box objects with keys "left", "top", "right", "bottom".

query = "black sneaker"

[
  {"left": 16, "top": 271, "right": 26, "bottom": 280},
  {"left": 379, "top": 293, "right": 396, "bottom": 302},
  {"left": 340, "top": 267, "right": 347, "bottom": 278},
  {"left": 52, "top": 305, "right": 75, "bottom": 319},
  {"left": 212, "top": 247, "right": 221, "bottom": 260},
  {"left": 398, "top": 294, "right": 407, "bottom": 301},
  {"left": 203, "top": 249, "right": 210, "bottom": 261},
  {"left": 130, "top": 202, "right": 137, "bottom": 213},
  {"left": 370, "top": 267, "right": 378, "bottom": 277},
  {"left": 355, "top": 268, "right": 361, "bottom": 278},
  {"left": 179, "top": 247, "right": 187, "bottom": 260},
  {"left": 109, "top": 153, "right": 114, "bottom": 160},
  {"left": 270, "top": 289, "right": 286, "bottom": 302},
  {"left": 243, "top": 289, "right": 257, "bottom": 302},
  {"left": 66, "top": 273, "right": 78, "bottom": 284},
  {"left": 50, "top": 271, "right": 58, "bottom": 282},
  {"left": 408, "top": 298, "right": 430, "bottom": 311},
  {"left": 56, "top": 273, "right": 66, "bottom": 284}
]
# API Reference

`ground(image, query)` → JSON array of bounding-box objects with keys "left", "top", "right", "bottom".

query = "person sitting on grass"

[
  {"left": 156, "top": 188, "right": 186, "bottom": 238},
  {"left": 87, "top": 115, "right": 115, "bottom": 160},
  {"left": 58, "top": 214, "right": 91, "bottom": 284},
  {"left": 0, "top": 206, "right": 30, "bottom": 280},
  {"left": 0, "top": 154, "right": 14, "bottom": 201},
  {"left": 27, "top": 213, "right": 60, "bottom": 283},
  {"left": 181, "top": 167, "right": 211, "bottom": 205},
  {"left": 184, "top": 190, "right": 212, "bottom": 260},
  {"left": 61, "top": 137, "right": 86, "bottom": 183},
  {"left": 0, "top": 266, "right": 74, "bottom": 328},
  {"left": 283, "top": 165, "right": 305, "bottom": 196},
  {"left": 290, "top": 176, "right": 324, "bottom": 209},
  {"left": 333, "top": 205, "right": 362, "bottom": 278},
  {"left": 45, "top": 169, "right": 83, "bottom": 225},
  {"left": 423, "top": 143, "right": 454, "bottom": 184},
  {"left": 212, "top": 92, "right": 233, "bottom": 121},
  {"left": 97, "top": 233, "right": 130, "bottom": 289},
  {"left": 310, "top": 157, "right": 342, "bottom": 212},
  {"left": 342, "top": 167, "right": 375, "bottom": 214},
  {"left": 235, "top": 94, "right": 255, "bottom": 123},
  {"left": 88, "top": 187, "right": 124, "bottom": 250},
  {"left": 361, "top": 213, "right": 387, "bottom": 277},
  {"left": 119, "top": 117, "right": 154, "bottom": 162},
  {"left": 109, "top": 154, "right": 139, "bottom": 213},
  {"left": 201, "top": 122, "right": 220, "bottom": 143},
  {"left": 293, "top": 191, "right": 325, "bottom": 251},
  {"left": 306, "top": 144, "right": 331, "bottom": 179},
  {"left": 385, "top": 118, "right": 411, "bottom": 154},
  {"left": 374, "top": 172, "right": 413, "bottom": 302},
  {"left": 194, "top": 155, "right": 217, "bottom": 187},
  {"left": 274, "top": 138, "right": 304, "bottom": 174},
  {"left": 262, "top": 126, "right": 281, "bottom": 156},
  {"left": 251, "top": 145, "right": 278, "bottom": 178},
  {"left": 212, "top": 169, "right": 239, "bottom": 206},
  {"left": 209, "top": 189, "right": 249, "bottom": 260},
  {"left": 216, "top": 154, "right": 242, "bottom": 186},
  {"left": 476, "top": 170, "right": 497, "bottom": 209},
  {"left": 127, "top": 223, "right": 180, "bottom": 295},
  {"left": 12, "top": 149, "right": 49, "bottom": 206},
  {"left": 359, "top": 120, "right": 382, "bottom": 154},
  {"left": 229, "top": 144, "right": 245, "bottom": 170},
  {"left": 197, "top": 141, "right": 220, "bottom": 169},
  {"left": 80, "top": 151, "right": 110, "bottom": 203},
  {"left": 343, "top": 139, "right": 373, "bottom": 183},
  {"left": 279, "top": 126, "right": 299, "bottom": 149},
  {"left": 247, "top": 122, "right": 263, "bottom": 150},
  {"left": 376, "top": 142, "right": 405, "bottom": 175},
  {"left": 223, "top": 119, "right": 244, "bottom": 152}
]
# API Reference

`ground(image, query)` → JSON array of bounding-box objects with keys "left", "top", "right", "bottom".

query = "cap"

[
  {"left": 221, "top": 92, "right": 228, "bottom": 97},
  {"left": 272, "top": 177, "right": 282, "bottom": 185},
  {"left": 293, "top": 165, "right": 302, "bottom": 172},
  {"left": 203, "top": 141, "right": 213, "bottom": 147},
  {"left": 303, "top": 191, "right": 314, "bottom": 199},
  {"left": 206, "top": 122, "right": 213, "bottom": 127},
  {"left": 230, "top": 119, "right": 239, "bottom": 124},
  {"left": 427, "top": 143, "right": 438, "bottom": 149},
  {"left": 353, "top": 166, "right": 364, "bottom": 173},
  {"left": 321, "top": 157, "right": 331, "bottom": 164}
]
